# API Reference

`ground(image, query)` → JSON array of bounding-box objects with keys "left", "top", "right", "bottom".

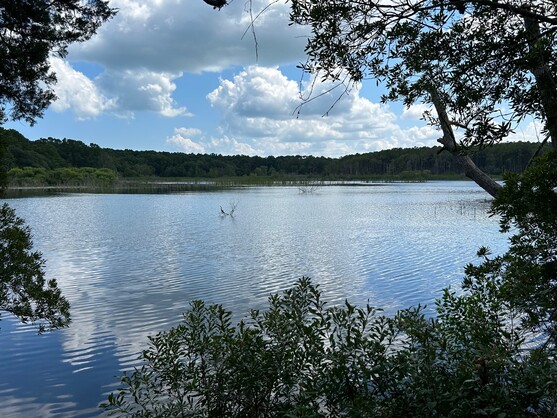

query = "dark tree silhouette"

[
  {"left": 0, "top": 204, "right": 70, "bottom": 333},
  {"left": 0, "top": 0, "right": 116, "bottom": 125}
]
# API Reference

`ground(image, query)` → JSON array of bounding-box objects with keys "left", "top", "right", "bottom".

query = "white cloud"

[
  {"left": 402, "top": 103, "right": 434, "bottom": 120},
  {"left": 48, "top": 58, "right": 188, "bottom": 119},
  {"left": 210, "top": 67, "right": 300, "bottom": 118},
  {"left": 43, "top": 0, "right": 442, "bottom": 155},
  {"left": 509, "top": 119, "right": 545, "bottom": 143},
  {"left": 70, "top": 0, "right": 308, "bottom": 73},
  {"left": 97, "top": 70, "right": 189, "bottom": 118},
  {"left": 49, "top": 57, "right": 115, "bottom": 119},
  {"left": 209, "top": 135, "right": 261, "bottom": 155},
  {"left": 166, "top": 128, "right": 205, "bottom": 154},
  {"left": 174, "top": 127, "right": 203, "bottom": 137},
  {"left": 206, "top": 66, "right": 438, "bottom": 156},
  {"left": 51, "top": 0, "right": 307, "bottom": 120},
  {"left": 167, "top": 128, "right": 260, "bottom": 155}
]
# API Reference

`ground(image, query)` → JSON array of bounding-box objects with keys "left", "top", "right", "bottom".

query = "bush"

[{"left": 7, "top": 166, "right": 118, "bottom": 187}]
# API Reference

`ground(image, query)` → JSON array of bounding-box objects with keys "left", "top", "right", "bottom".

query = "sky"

[{"left": 5, "top": 0, "right": 542, "bottom": 157}]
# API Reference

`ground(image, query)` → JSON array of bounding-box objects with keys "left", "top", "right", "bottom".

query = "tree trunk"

[
  {"left": 429, "top": 86, "right": 502, "bottom": 198},
  {"left": 523, "top": 10, "right": 557, "bottom": 149}
]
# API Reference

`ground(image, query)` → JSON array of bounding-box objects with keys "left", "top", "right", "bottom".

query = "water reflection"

[{"left": 0, "top": 182, "right": 505, "bottom": 417}]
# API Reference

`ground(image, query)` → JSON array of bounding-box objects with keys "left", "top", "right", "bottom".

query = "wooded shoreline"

[{"left": 1, "top": 128, "right": 543, "bottom": 183}]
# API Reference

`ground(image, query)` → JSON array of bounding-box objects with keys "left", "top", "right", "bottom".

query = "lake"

[{"left": 0, "top": 182, "right": 507, "bottom": 417}]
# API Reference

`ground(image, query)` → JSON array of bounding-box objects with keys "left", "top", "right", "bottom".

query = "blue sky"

[{"left": 5, "top": 0, "right": 539, "bottom": 157}]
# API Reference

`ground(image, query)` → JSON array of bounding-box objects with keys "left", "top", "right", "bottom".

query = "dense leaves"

[
  {"left": 484, "top": 151, "right": 557, "bottom": 347},
  {"left": 0, "top": 0, "right": 115, "bottom": 125},
  {"left": 102, "top": 153, "right": 557, "bottom": 417},
  {"left": 0, "top": 203, "right": 70, "bottom": 333},
  {"left": 102, "top": 278, "right": 396, "bottom": 417}
]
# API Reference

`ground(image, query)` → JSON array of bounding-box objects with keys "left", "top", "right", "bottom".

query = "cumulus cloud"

[
  {"left": 402, "top": 103, "right": 434, "bottom": 120},
  {"left": 508, "top": 119, "right": 545, "bottom": 143},
  {"left": 43, "top": 0, "right": 442, "bottom": 156},
  {"left": 166, "top": 128, "right": 260, "bottom": 156},
  {"left": 50, "top": 58, "right": 188, "bottom": 119},
  {"left": 166, "top": 128, "right": 205, "bottom": 154},
  {"left": 49, "top": 57, "right": 115, "bottom": 119},
  {"left": 52, "top": 0, "right": 307, "bottom": 121},
  {"left": 70, "top": 0, "right": 308, "bottom": 73},
  {"left": 206, "top": 66, "right": 438, "bottom": 156},
  {"left": 96, "top": 70, "right": 189, "bottom": 118},
  {"left": 208, "top": 135, "right": 261, "bottom": 155}
]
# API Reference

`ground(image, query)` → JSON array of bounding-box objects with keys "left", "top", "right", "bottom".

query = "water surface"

[{"left": 0, "top": 182, "right": 506, "bottom": 417}]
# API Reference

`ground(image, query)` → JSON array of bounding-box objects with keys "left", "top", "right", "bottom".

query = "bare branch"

[{"left": 241, "top": 0, "right": 281, "bottom": 62}]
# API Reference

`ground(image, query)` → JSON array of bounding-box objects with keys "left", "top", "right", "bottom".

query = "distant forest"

[{"left": 0, "top": 128, "right": 545, "bottom": 180}]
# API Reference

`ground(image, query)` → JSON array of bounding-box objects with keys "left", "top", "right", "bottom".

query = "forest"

[{"left": 0, "top": 127, "right": 544, "bottom": 183}]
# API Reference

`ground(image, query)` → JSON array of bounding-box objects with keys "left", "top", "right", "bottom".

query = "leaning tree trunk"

[
  {"left": 523, "top": 10, "right": 557, "bottom": 149},
  {"left": 429, "top": 86, "right": 502, "bottom": 198}
]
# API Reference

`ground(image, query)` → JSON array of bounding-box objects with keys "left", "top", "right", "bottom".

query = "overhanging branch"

[{"left": 429, "top": 85, "right": 502, "bottom": 198}]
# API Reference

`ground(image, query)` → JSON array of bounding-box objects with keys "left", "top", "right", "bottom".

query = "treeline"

[{"left": 0, "top": 128, "right": 544, "bottom": 180}]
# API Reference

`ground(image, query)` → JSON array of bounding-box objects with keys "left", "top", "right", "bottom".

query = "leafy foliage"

[
  {"left": 8, "top": 166, "right": 117, "bottom": 188},
  {"left": 102, "top": 278, "right": 396, "bottom": 417},
  {"left": 103, "top": 153, "right": 557, "bottom": 417},
  {"left": 289, "top": 0, "right": 557, "bottom": 149},
  {"left": 483, "top": 150, "right": 557, "bottom": 348},
  {"left": 0, "top": 203, "right": 70, "bottom": 333},
  {"left": 0, "top": 0, "right": 115, "bottom": 125}
]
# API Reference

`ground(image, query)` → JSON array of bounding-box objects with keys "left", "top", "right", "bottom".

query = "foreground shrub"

[{"left": 102, "top": 280, "right": 557, "bottom": 417}]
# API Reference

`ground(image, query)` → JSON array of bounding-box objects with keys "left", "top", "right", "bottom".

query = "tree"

[
  {"left": 102, "top": 152, "right": 557, "bottom": 416},
  {"left": 0, "top": 0, "right": 116, "bottom": 125},
  {"left": 0, "top": 203, "right": 70, "bottom": 333},
  {"left": 286, "top": 0, "right": 557, "bottom": 196}
]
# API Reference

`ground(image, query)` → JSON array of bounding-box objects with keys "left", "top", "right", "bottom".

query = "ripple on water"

[{"left": 0, "top": 184, "right": 507, "bottom": 417}]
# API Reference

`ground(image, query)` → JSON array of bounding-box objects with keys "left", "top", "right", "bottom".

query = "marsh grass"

[{"left": 4, "top": 170, "right": 488, "bottom": 200}]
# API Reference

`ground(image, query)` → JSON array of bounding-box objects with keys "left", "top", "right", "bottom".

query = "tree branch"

[
  {"left": 429, "top": 85, "right": 502, "bottom": 198},
  {"left": 469, "top": 0, "right": 557, "bottom": 25}
]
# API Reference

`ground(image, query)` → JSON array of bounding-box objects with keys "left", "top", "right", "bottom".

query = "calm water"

[{"left": 0, "top": 182, "right": 506, "bottom": 417}]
